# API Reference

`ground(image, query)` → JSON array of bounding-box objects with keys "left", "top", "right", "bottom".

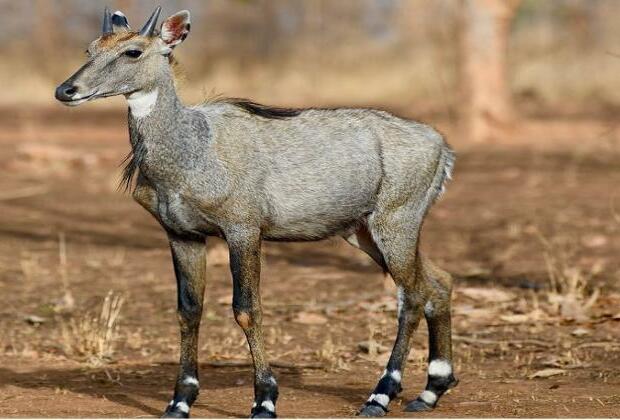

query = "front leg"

[
  {"left": 163, "top": 235, "right": 206, "bottom": 418},
  {"left": 227, "top": 227, "right": 278, "bottom": 418}
]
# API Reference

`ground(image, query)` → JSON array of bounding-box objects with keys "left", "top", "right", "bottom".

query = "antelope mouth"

[{"left": 59, "top": 90, "right": 100, "bottom": 106}]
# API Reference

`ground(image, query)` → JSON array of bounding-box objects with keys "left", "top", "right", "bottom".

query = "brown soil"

[{"left": 0, "top": 110, "right": 619, "bottom": 417}]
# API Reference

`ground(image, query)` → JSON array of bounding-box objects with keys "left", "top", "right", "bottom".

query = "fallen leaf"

[
  {"left": 357, "top": 340, "right": 389, "bottom": 355},
  {"left": 581, "top": 234, "right": 607, "bottom": 249},
  {"left": 358, "top": 296, "right": 397, "bottom": 312},
  {"left": 529, "top": 368, "right": 566, "bottom": 379},
  {"left": 571, "top": 327, "right": 590, "bottom": 337},
  {"left": 459, "top": 287, "right": 515, "bottom": 303},
  {"left": 216, "top": 294, "right": 232, "bottom": 305},
  {"left": 500, "top": 309, "right": 546, "bottom": 324},
  {"left": 24, "top": 315, "right": 46, "bottom": 325},
  {"left": 293, "top": 312, "right": 328, "bottom": 325},
  {"left": 453, "top": 304, "right": 497, "bottom": 319},
  {"left": 539, "top": 356, "right": 562, "bottom": 368},
  {"left": 500, "top": 314, "right": 530, "bottom": 323}
]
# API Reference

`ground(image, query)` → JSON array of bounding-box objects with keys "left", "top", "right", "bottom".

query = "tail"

[
  {"left": 435, "top": 144, "right": 455, "bottom": 201},
  {"left": 422, "top": 139, "right": 455, "bottom": 215}
]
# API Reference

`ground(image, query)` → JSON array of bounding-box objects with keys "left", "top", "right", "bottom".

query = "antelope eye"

[{"left": 124, "top": 50, "right": 142, "bottom": 58}]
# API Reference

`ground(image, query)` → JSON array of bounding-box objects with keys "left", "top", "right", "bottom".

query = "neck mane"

[{"left": 121, "top": 69, "right": 183, "bottom": 191}]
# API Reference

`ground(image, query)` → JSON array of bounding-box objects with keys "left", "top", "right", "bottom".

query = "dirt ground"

[{"left": 0, "top": 108, "right": 619, "bottom": 418}]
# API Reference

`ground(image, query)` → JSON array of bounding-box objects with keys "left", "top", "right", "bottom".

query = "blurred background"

[
  {"left": 0, "top": 1, "right": 619, "bottom": 417},
  {"left": 1, "top": 0, "right": 619, "bottom": 138}
]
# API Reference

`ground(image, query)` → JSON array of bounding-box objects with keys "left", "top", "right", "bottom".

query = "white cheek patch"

[
  {"left": 261, "top": 400, "right": 275, "bottom": 412},
  {"left": 419, "top": 390, "right": 437, "bottom": 405},
  {"left": 126, "top": 88, "right": 159, "bottom": 119},
  {"left": 175, "top": 401, "right": 190, "bottom": 414},
  {"left": 183, "top": 376, "right": 199, "bottom": 387},
  {"left": 428, "top": 359, "right": 452, "bottom": 377}
]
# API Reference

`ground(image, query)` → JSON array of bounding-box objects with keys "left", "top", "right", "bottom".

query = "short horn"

[
  {"left": 102, "top": 6, "right": 113, "bottom": 35},
  {"left": 139, "top": 6, "right": 161, "bottom": 37}
]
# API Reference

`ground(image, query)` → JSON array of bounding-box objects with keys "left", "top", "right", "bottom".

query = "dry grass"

[
  {"left": 316, "top": 334, "right": 350, "bottom": 372},
  {"left": 535, "top": 230, "right": 601, "bottom": 321},
  {"left": 60, "top": 291, "right": 125, "bottom": 366}
]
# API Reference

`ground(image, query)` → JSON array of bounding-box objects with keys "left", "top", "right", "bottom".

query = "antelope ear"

[
  {"left": 111, "top": 10, "right": 131, "bottom": 32},
  {"left": 160, "top": 10, "right": 191, "bottom": 48}
]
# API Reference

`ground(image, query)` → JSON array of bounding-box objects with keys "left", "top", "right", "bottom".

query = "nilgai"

[{"left": 55, "top": 7, "right": 457, "bottom": 418}]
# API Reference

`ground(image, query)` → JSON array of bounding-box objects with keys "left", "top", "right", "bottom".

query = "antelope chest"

[
  {"left": 156, "top": 190, "right": 201, "bottom": 234},
  {"left": 133, "top": 182, "right": 210, "bottom": 235}
]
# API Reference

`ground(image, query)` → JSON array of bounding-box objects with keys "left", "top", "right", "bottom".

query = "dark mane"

[
  {"left": 119, "top": 126, "right": 147, "bottom": 192},
  {"left": 227, "top": 99, "right": 302, "bottom": 119}
]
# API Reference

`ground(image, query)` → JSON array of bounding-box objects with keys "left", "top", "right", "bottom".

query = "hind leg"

[
  {"left": 359, "top": 211, "right": 427, "bottom": 417},
  {"left": 405, "top": 255, "right": 458, "bottom": 411},
  {"left": 343, "top": 224, "right": 388, "bottom": 271},
  {"left": 344, "top": 225, "right": 396, "bottom": 292}
]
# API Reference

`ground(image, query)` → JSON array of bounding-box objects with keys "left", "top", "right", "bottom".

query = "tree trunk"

[{"left": 461, "top": 0, "right": 521, "bottom": 142}]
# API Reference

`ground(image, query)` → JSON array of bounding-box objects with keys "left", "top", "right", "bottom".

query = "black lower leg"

[
  {"left": 164, "top": 236, "right": 206, "bottom": 419},
  {"left": 360, "top": 288, "right": 422, "bottom": 417},
  {"left": 236, "top": 307, "right": 278, "bottom": 419},
  {"left": 250, "top": 369, "right": 279, "bottom": 418},
  {"left": 405, "top": 306, "right": 457, "bottom": 412}
]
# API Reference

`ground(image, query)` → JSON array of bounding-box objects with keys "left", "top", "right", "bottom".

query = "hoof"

[
  {"left": 359, "top": 404, "right": 387, "bottom": 417},
  {"left": 251, "top": 408, "right": 277, "bottom": 418},
  {"left": 404, "top": 399, "right": 433, "bottom": 412},
  {"left": 162, "top": 410, "right": 189, "bottom": 418},
  {"left": 163, "top": 403, "right": 189, "bottom": 418}
]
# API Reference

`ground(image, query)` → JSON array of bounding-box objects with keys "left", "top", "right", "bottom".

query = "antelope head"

[{"left": 55, "top": 6, "right": 190, "bottom": 106}]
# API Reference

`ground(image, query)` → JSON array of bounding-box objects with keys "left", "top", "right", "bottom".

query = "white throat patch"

[{"left": 126, "top": 89, "right": 158, "bottom": 119}]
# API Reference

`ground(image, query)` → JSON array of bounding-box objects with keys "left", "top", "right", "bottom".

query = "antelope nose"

[{"left": 55, "top": 83, "right": 78, "bottom": 102}]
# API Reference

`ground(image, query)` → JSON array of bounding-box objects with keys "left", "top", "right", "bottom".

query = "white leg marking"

[
  {"left": 428, "top": 359, "right": 452, "bottom": 377},
  {"left": 252, "top": 402, "right": 257, "bottom": 408},
  {"left": 419, "top": 390, "right": 437, "bottom": 405},
  {"left": 424, "top": 300, "right": 434, "bottom": 317},
  {"left": 183, "top": 376, "right": 199, "bottom": 387},
  {"left": 374, "top": 394, "right": 390, "bottom": 407},
  {"left": 390, "top": 370, "right": 402, "bottom": 383},
  {"left": 126, "top": 89, "right": 159, "bottom": 119},
  {"left": 169, "top": 399, "right": 175, "bottom": 406},
  {"left": 175, "top": 401, "right": 190, "bottom": 414},
  {"left": 367, "top": 393, "right": 376, "bottom": 402},
  {"left": 261, "top": 400, "right": 275, "bottom": 412},
  {"left": 269, "top": 376, "right": 278, "bottom": 385}
]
